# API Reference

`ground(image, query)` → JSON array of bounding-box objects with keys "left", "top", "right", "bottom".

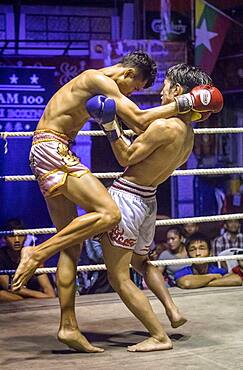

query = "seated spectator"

[
  {"left": 148, "top": 240, "right": 167, "bottom": 261},
  {"left": 227, "top": 251, "right": 243, "bottom": 283},
  {"left": 182, "top": 223, "right": 199, "bottom": 242},
  {"left": 77, "top": 238, "right": 114, "bottom": 294},
  {"left": 158, "top": 227, "right": 189, "bottom": 287},
  {"left": 212, "top": 219, "right": 243, "bottom": 256},
  {"left": 0, "top": 219, "right": 56, "bottom": 301},
  {"left": 175, "top": 232, "right": 242, "bottom": 289},
  {"left": 0, "top": 289, "right": 24, "bottom": 302}
]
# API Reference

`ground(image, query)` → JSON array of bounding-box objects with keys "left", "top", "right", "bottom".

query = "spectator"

[
  {"left": 148, "top": 240, "right": 166, "bottom": 261},
  {"left": 77, "top": 238, "right": 113, "bottom": 294},
  {"left": 0, "top": 219, "right": 56, "bottom": 301},
  {"left": 175, "top": 232, "right": 242, "bottom": 289},
  {"left": 158, "top": 227, "right": 188, "bottom": 287},
  {"left": 212, "top": 219, "right": 243, "bottom": 256},
  {"left": 0, "top": 289, "right": 24, "bottom": 302},
  {"left": 227, "top": 251, "right": 243, "bottom": 283},
  {"left": 182, "top": 223, "right": 199, "bottom": 242}
]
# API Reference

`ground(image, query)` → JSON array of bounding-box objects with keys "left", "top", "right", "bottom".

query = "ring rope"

[
  {"left": 1, "top": 254, "right": 243, "bottom": 276},
  {"left": 1, "top": 213, "right": 243, "bottom": 237},
  {"left": 2, "top": 167, "right": 243, "bottom": 183},
  {"left": 1, "top": 127, "right": 243, "bottom": 138}
]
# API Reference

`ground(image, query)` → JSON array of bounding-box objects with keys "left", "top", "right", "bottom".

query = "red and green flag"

[{"left": 195, "top": 0, "right": 231, "bottom": 74}]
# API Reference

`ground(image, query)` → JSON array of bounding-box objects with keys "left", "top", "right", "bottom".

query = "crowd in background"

[{"left": 0, "top": 218, "right": 242, "bottom": 303}]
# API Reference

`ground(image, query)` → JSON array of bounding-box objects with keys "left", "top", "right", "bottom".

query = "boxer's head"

[
  {"left": 116, "top": 51, "right": 157, "bottom": 96},
  {"left": 160, "top": 63, "right": 212, "bottom": 105}
]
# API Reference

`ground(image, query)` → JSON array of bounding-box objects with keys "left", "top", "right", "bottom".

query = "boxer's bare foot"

[
  {"left": 127, "top": 336, "right": 172, "bottom": 352},
  {"left": 166, "top": 307, "right": 187, "bottom": 328},
  {"left": 12, "top": 247, "right": 41, "bottom": 291},
  {"left": 58, "top": 329, "right": 104, "bottom": 353}
]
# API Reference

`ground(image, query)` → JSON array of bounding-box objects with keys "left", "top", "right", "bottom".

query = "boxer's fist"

[
  {"left": 191, "top": 111, "right": 212, "bottom": 123},
  {"left": 175, "top": 85, "right": 223, "bottom": 114},
  {"left": 86, "top": 95, "right": 121, "bottom": 141},
  {"left": 86, "top": 95, "right": 116, "bottom": 124},
  {"left": 191, "top": 85, "right": 223, "bottom": 113}
]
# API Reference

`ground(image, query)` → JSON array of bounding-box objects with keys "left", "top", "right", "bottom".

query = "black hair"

[
  {"left": 225, "top": 219, "right": 241, "bottom": 224},
  {"left": 166, "top": 63, "right": 212, "bottom": 93},
  {"left": 119, "top": 51, "right": 157, "bottom": 88},
  {"left": 185, "top": 232, "right": 211, "bottom": 252},
  {"left": 3, "top": 218, "right": 24, "bottom": 231},
  {"left": 166, "top": 226, "right": 183, "bottom": 238}
]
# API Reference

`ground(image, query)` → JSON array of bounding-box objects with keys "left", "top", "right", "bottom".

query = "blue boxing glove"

[{"left": 86, "top": 95, "right": 121, "bottom": 142}]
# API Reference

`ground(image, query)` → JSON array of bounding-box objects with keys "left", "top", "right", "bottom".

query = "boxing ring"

[
  {"left": 0, "top": 127, "right": 243, "bottom": 369},
  {"left": 0, "top": 287, "right": 242, "bottom": 369}
]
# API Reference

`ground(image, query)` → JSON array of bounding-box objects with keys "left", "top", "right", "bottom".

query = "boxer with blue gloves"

[{"left": 13, "top": 50, "right": 162, "bottom": 354}]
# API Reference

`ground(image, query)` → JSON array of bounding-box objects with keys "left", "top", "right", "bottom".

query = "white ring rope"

[
  {"left": 2, "top": 167, "right": 243, "bottom": 183},
  {"left": 1, "top": 213, "right": 243, "bottom": 237},
  {"left": 1, "top": 255, "right": 243, "bottom": 276},
  {"left": 1, "top": 127, "right": 243, "bottom": 138}
]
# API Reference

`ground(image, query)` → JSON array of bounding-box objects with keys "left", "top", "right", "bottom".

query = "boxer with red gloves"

[{"left": 80, "top": 64, "right": 224, "bottom": 353}]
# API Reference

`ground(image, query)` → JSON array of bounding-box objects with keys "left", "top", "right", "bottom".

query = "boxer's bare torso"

[
  {"left": 36, "top": 70, "right": 116, "bottom": 139},
  {"left": 113, "top": 117, "right": 194, "bottom": 187},
  {"left": 36, "top": 66, "right": 179, "bottom": 138}
]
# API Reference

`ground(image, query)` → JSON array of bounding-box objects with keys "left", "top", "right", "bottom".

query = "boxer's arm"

[
  {"left": 110, "top": 119, "right": 181, "bottom": 167},
  {"left": 83, "top": 71, "right": 178, "bottom": 132}
]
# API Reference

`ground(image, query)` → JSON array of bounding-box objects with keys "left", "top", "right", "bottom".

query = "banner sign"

[
  {"left": 0, "top": 66, "right": 56, "bottom": 131},
  {"left": 144, "top": 0, "right": 191, "bottom": 40},
  {"left": 90, "top": 40, "right": 187, "bottom": 94}
]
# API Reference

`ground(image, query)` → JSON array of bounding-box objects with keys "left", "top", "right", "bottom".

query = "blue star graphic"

[
  {"left": 9, "top": 74, "right": 19, "bottom": 84},
  {"left": 30, "top": 74, "right": 39, "bottom": 84}
]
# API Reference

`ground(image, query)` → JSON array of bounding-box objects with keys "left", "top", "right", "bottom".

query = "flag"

[{"left": 195, "top": 0, "right": 231, "bottom": 74}]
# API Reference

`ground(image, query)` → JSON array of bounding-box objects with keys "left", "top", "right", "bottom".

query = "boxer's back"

[{"left": 123, "top": 117, "right": 194, "bottom": 187}]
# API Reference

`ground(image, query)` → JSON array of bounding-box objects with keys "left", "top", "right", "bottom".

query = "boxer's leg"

[
  {"left": 101, "top": 234, "right": 172, "bottom": 352},
  {"left": 46, "top": 195, "right": 103, "bottom": 353},
  {"left": 131, "top": 253, "right": 187, "bottom": 328},
  {"left": 12, "top": 173, "right": 120, "bottom": 290}
]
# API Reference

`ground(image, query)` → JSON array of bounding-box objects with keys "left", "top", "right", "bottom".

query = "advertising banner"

[
  {"left": 0, "top": 66, "right": 56, "bottom": 132},
  {"left": 90, "top": 39, "right": 187, "bottom": 94}
]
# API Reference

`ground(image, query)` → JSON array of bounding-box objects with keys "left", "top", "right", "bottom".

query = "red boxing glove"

[
  {"left": 191, "top": 111, "right": 212, "bottom": 122},
  {"left": 175, "top": 84, "right": 223, "bottom": 114}
]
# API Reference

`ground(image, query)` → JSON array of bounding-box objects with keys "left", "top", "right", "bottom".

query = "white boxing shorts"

[{"left": 107, "top": 177, "right": 157, "bottom": 256}]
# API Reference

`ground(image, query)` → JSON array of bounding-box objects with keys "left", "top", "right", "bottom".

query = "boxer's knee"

[{"left": 101, "top": 203, "right": 121, "bottom": 229}]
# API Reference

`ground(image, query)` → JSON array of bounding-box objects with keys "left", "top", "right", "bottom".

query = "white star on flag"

[
  {"left": 196, "top": 19, "right": 218, "bottom": 52},
  {"left": 9, "top": 74, "right": 18, "bottom": 84},
  {"left": 30, "top": 74, "right": 39, "bottom": 84}
]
